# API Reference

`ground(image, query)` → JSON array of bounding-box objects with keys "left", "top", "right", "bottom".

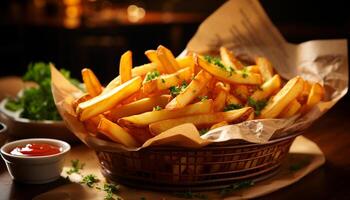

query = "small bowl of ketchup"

[{"left": 0, "top": 138, "right": 70, "bottom": 184}]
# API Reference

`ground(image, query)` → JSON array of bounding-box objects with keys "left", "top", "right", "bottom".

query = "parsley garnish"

[
  {"left": 242, "top": 67, "right": 249, "bottom": 78},
  {"left": 198, "top": 96, "right": 208, "bottom": 102},
  {"left": 81, "top": 174, "right": 99, "bottom": 188},
  {"left": 103, "top": 183, "right": 120, "bottom": 200},
  {"left": 161, "top": 78, "right": 165, "bottom": 83},
  {"left": 220, "top": 180, "right": 254, "bottom": 196},
  {"left": 223, "top": 104, "right": 243, "bottom": 112},
  {"left": 169, "top": 81, "right": 188, "bottom": 97},
  {"left": 67, "top": 159, "right": 85, "bottom": 175},
  {"left": 153, "top": 105, "right": 162, "bottom": 111},
  {"left": 4, "top": 62, "right": 81, "bottom": 120},
  {"left": 204, "top": 55, "right": 235, "bottom": 75},
  {"left": 145, "top": 70, "right": 160, "bottom": 82},
  {"left": 247, "top": 97, "right": 267, "bottom": 116},
  {"left": 199, "top": 128, "right": 209, "bottom": 136}
]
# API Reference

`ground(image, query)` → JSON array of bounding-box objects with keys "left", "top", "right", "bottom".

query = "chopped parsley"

[
  {"left": 199, "top": 128, "right": 209, "bottom": 136},
  {"left": 247, "top": 97, "right": 267, "bottom": 116},
  {"left": 81, "top": 174, "right": 99, "bottom": 188},
  {"left": 169, "top": 81, "right": 188, "bottom": 97},
  {"left": 223, "top": 104, "right": 243, "bottom": 112},
  {"left": 161, "top": 78, "right": 166, "bottom": 83},
  {"left": 103, "top": 183, "right": 120, "bottom": 200},
  {"left": 220, "top": 180, "right": 254, "bottom": 196},
  {"left": 198, "top": 96, "right": 208, "bottom": 102},
  {"left": 153, "top": 105, "right": 162, "bottom": 111},
  {"left": 204, "top": 55, "right": 235, "bottom": 75},
  {"left": 67, "top": 159, "right": 85, "bottom": 175},
  {"left": 145, "top": 70, "right": 160, "bottom": 82},
  {"left": 242, "top": 67, "right": 249, "bottom": 78}
]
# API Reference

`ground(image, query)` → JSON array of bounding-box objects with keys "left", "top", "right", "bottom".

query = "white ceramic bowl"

[{"left": 0, "top": 138, "right": 70, "bottom": 184}]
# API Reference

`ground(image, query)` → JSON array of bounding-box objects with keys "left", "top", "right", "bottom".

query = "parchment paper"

[{"left": 51, "top": 0, "right": 348, "bottom": 151}]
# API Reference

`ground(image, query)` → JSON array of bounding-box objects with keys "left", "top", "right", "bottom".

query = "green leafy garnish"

[
  {"left": 169, "top": 81, "right": 188, "bottom": 97},
  {"left": 220, "top": 180, "right": 254, "bottom": 196},
  {"left": 198, "top": 96, "right": 208, "bottom": 102},
  {"left": 5, "top": 62, "right": 81, "bottom": 120},
  {"left": 241, "top": 67, "right": 249, "bottom": 78},
  {"left": 67, "top": 159, "right": 85, "bottom": 175},
  {"left": 223, "top": 104, "right": 243, "bottom": 112},
  {"left": 247, "top": 97, "right": 267, "bottom": 116},
  {"left": 81, "top": 174, "right": 99, "bottom": 188},
  {"left": 145, "top": 70, "right": 160, "bottom": 82},
  {"left": 199, "top": 128, "right": 209, "bottom": 136},
  {"left": 103, "top": 183, "right": 120, "bottom": 200},
  {"left": 204, "top": 55, "right": 235, "bottom": 75},
  {"left": 153, "top": 106, "right": 162, "bottom": 111}
]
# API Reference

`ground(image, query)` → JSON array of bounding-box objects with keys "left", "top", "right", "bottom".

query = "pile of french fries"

[{"left": 73, "top": 45, "right": 325, "bottom": 148}]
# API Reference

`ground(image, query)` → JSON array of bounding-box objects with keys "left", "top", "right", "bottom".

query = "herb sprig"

[
  {"left": 67, "top": 159, "right": 85, "bottom": 175},
  {"left": 247, "top": 97, "right": 267, "bottom": 116},
  {"left": 223, "top": 104, "right": 243, "bottom": 112},
  {"left": 169, "top": 81, "right": 188, "bottom": 97}
]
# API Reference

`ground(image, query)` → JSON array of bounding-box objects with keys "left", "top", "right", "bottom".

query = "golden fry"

[
  {"left": 245, "top": 65, "right": 260, "bottom": 73},
  {"left": 213, "top": 82, "right": 229, "bottom": 111},
  {"left": 107, "top": 95, "right": 170, "bottom": 121},
  {"left": 156, "top": 67, "right": 192, "bottom": 91},
  {"left": 220, "top": 47, "right": 244, "bottom": 70},
  {"left": 303, "top": 83, "right": 324, "bottom": 112},
  {"left": 226, "top": 94, "right": 242, "bottom": 105},
  {"left": 81, "top": 68, "right": 102, "bottom": 97},
  {"left": 197, "top": 56, "right": 262, "bottom": 85},
  {"left": 260, "top": 76, "right": 304, "bottom": 118},
  {"left": 210, "top": 121, "right": 229, "bottom": 130},
  {"left": 250, "top": 74, "right": 281, "bottom": 101},
  {"left": 149, "top": 107, "right": 253, "bottom": 135},
  {"left": 77, "top": 76, "right": 142, "bottom": 121},
  {"left": 166, "top": 70, "right": 212, "bottom": 109},
  {"left": 145, "top": 50, "right": 166, "bottom": 73},
  {"left": 120, "top": 50, "right": 133, "bottom": 84},
  {"left": 157, "top": 45, "right": 180, "bottom": 73},
  {"left": 119, "top": 100, "right": 213, "bottom": 127},
  {"left": 256, "top": 57, "right": 274, "bottom": 82},
  {"left": 98, "top": 118, "right": 139, "bottom": 147},
  {"left": 279, "top": 99, "right": 301, "bottom": 118}
]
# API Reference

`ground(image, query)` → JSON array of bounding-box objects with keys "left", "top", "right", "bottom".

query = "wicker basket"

[{"left": 96, "top": 133, "right": 299, "bottom": 191}]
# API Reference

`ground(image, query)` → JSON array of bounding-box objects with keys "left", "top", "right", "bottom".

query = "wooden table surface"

[{"left": 1, "top": 97, "right": 349, "bottom": 200}]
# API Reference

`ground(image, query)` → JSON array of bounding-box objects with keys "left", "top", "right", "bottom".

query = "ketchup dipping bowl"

[{"left": 0, "top": 138, "right": 70, "bottom": 184}]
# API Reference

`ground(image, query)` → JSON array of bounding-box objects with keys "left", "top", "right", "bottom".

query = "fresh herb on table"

[
  {"left": 198, "top": 96, "right": 208, "bottom": 102},
  {"left": 81, "top": 174, "right": 99, "bottom": 188},
  {"left": 67, "top": 159, "right": 85, "bottom": 175},
  {"left": 247, "top": 97, "right": 267, "bottom": 116},
  {"left": 220, "top": 180, "right": 254, "bottom": 196},
  {"left": 169, "top": 81, "right": 188, "bottom": 97},
  {"left": 145, "top": 70, "right": 160, "bottom": 82},
  {"left": 223, "top": 104, "right": 243, "bottom": 112},
  {"left": 5, "top": 62, "right": 81, "bottom": 121},
  {"left": 173, "top": 191, "right": 208, "bottom": 199},
  {"left": 103, "top": 183, "right": 120, "bottom": 200},
  {"left": 199, "top": 128, "right": 210, "bottom": 136},
  {"left": 153, "top": 105, "right": 162, "bottom": 111}
]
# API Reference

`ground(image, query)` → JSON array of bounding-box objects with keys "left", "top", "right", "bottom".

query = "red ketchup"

[{"left": 10, "top": 143, "right": 62, "bottom": 156}]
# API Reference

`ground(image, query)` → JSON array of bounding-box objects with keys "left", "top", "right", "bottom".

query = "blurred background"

[{"left": 0, "top": 0, "right": 349, "bottom": 84}]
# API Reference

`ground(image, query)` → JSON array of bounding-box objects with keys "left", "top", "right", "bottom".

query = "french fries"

[
  {"left": 250, "top": 74, "right": 281, "bottom": 101},
  {"left": 119, "top": 100, "right": 213, "bottom": 127},
  {"left": 82, "top": 68, "right": 102, "bottom": 97},
  {"left": 72, "top": 46, "right": 325, "bottom": 147},
  {"left": 120, "top": 51, "right": 133, "bottom": 84},
  {"left": 107, "top": 95, "right": 170, "bottom": 121},
  {"left": 220, "top": 47, "right": 244, "bottom": 70},
  {"left": 166, "top": 70, "right": 212, "bottom": 109},
  {"left": 149, "top": 107, "right": 253, "bottom": 135},
  {"left": 77, "top": 76, "right": 142, "bottom": 121},
  {"left": 197, "top": 55, "right": 262, "bottom": 85},
  {"left": 256, "top": 57, "right": 274, "bottom": 82},
  {"left": 260, "top": 76, "right": 304, "bottom": 118},
  {"left": 98, "top": 118, "right": 139, "bottom": 147}
]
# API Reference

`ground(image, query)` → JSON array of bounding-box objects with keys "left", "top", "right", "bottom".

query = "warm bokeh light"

[
  {"left": 127, "top": 5, "right": 146, "bottom": 23},
  {"left": 63, "top": 0, "right": 81, "bottom": 6},
  {"left": 65, "top": 6, "right": 79, "bottom": 18}
]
